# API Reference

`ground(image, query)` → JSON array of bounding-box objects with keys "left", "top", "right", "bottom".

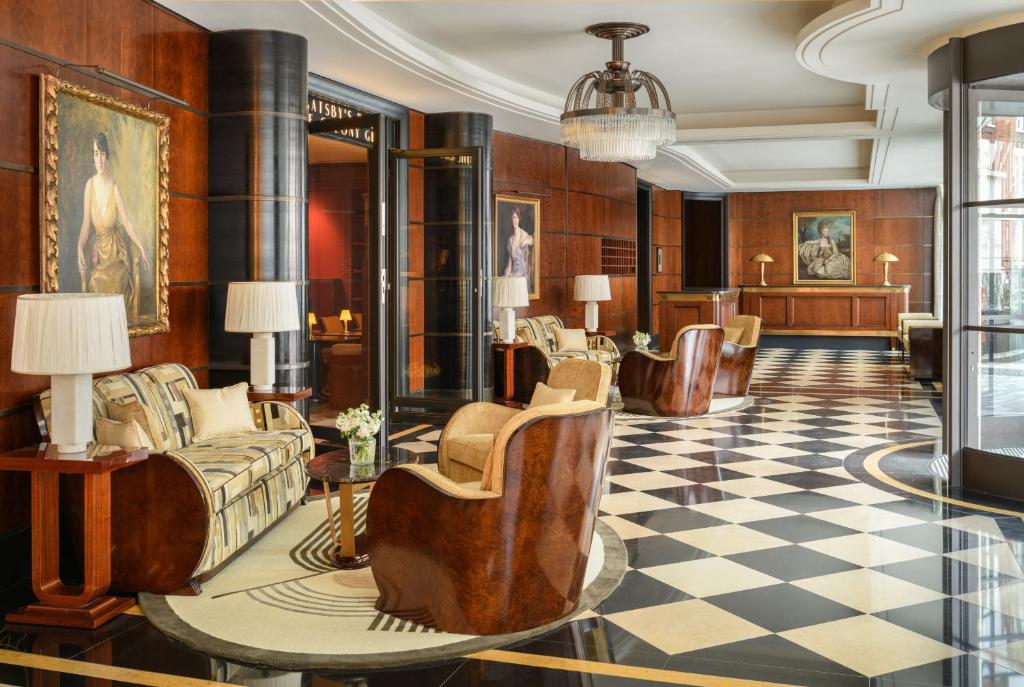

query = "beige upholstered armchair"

[
  {"left": 369, "top": 400, "right": 613, "bottom": 634},
  {"left": 439, "top": 358, "right": 611, "bottom": 483}
]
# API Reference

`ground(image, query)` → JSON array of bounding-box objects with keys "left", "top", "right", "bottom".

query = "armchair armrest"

[
  {"left": 249, "top": 400, "right": 312, "bottom": 436},
  {"left": 587, "top": 335, "right": 620, "bottom": 357}
]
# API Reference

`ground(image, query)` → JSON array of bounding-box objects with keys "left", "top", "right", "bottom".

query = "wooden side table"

[
  {"left": 493, "top": 341, "right": 530, "bottom": 402},
  {"left": 247, "top": 386, "right": 312, "bottom": 405},
  {"left": 0, "top": 444, "right": 148, "bottom": 629}
]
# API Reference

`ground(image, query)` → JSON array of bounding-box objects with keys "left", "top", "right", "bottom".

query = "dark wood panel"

[
  {"left": 118, "top": 0, "right": 155, "bottom": 86},
  {"left": 159, "top": 104, "right": 208, "bottom": 197},
  {"left": 0, "top": 168, "right": 39, "bottom": 286},
  {"left": 566, "top": 148, "right": 635, "bottom": 203},
  {"left": 791, "top": 297, "right": 853, "bottom": 327},
  {"left": 85, "top": 0, "right": 122, "bottom": 74},
  {"left": 153, "top": 9, "right": 208, "bottom": 112},
  {"left": 0, "top": 0, "right": 87, "bottom": 64}
]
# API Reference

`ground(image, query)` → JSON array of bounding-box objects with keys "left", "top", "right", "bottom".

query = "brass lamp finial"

[
  {"left": 873, "top": 252, "right": 899, "bottom": 286},
  {"left": 750, "top": 253, "right": 774, "bottom": 287}
]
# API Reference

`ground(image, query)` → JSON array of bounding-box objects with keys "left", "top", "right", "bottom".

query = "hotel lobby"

[{"left": 1, "top": 1, "right": 1024, "bottom": 685}]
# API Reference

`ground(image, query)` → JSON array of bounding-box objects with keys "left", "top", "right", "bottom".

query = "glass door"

[
  {"left": 388, "top": 147, "right": 486, "bottom": 421},
  {"left": 963, "top": 90, "right": 1024, "bottom": 457}
]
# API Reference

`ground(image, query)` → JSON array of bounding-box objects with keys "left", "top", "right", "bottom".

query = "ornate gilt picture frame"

[
  {"left": 494, "top": 194, "right": 541, "bottom": 300},
  {"left": 792, "top": 210, "right": 856, "bottom": 285},
  {"left": 40, "top": 75, "right": 170, "bottom": 336}
]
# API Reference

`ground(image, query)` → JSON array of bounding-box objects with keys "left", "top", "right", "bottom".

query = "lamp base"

[
  {"left": 251, "top": 333, "right": 275, "bottom": 392},
  {"left": 50, "top": 373, "right": 93, "bottom": 454},
  {"left": 584, "top": 302, "right": 599, "bottom": 332},
  {"left": 498, "top": 308, "right": 516, "bottom": 344}
]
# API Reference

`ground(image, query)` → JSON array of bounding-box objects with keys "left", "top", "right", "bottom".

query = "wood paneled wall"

[
  {"left": 728, "top": 188, "right": 936, "bottom": 313},
  {"left": 651, "top": 186, "right": 683, "bottom": 335},
  {"left": 493, "top": 132, "right": 638, "bottom": 332},
  {"left": 0, "top": 1, "right": 209, "bottom": 535}
]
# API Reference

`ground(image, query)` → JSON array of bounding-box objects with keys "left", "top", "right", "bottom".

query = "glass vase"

[{"left": 348, "top": 436, "right": 376, "bottom": 465}]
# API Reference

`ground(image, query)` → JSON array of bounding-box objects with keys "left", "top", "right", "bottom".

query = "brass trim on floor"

[
  {"left": 387, "top": 423, "right": 432, "bottom": 441},
  {"left": 466, "top": 650, "right": 805, "bottom": 687},
  {"left": 0, "top": 649, "right": 235, "bottom": 687},
  {"left": 862, "top": 440, "right": 1024, "bottom": 518}
]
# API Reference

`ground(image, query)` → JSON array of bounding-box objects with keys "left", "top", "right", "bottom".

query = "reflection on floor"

[{"left": 6, "top": 348, "right": 1024, "bottom": 687}]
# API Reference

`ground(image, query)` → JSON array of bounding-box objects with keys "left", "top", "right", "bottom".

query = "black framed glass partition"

[{"left": 929, "top": 22, "right": 1024, "bottom": 497}]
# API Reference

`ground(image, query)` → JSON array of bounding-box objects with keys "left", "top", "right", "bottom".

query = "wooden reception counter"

[
  {"left": 740, "top": 285, "right": 910, "bottom": 337},
  {"left": 657, "top": 289, "right": 740, "bottom": 345}
]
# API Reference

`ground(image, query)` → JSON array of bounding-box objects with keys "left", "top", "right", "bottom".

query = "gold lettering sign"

[{"left": 307, "top": 94, "right": 375, "bottom": 145}]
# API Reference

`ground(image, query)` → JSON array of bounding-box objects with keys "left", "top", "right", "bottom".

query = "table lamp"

[
  {"left": 339, "top": 309, "right": 353, "bottom": 334},
  {"left": 308, "top": 312, "right": 319, "bottom": 332},
  {"left": 11, "top": 294, "right": 131, "bottom": 453},
  {"left": 874, "top": 252, "right": 899, "bottom": 286},
  {"left": 574, "top": 275, "right": 611, "bottom": 331},
  {"left": 751, "top": 253, "right": 774, "bottom": 286},
  {"left": 492, "top": 276, "right": 529, "bottom": 343},
  {"left": 225, "top": 282, "right": 300, "bottom": 391}
]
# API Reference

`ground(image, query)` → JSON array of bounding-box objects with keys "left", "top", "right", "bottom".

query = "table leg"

[
  {"left": 329, "top": 483, "right": 369, "bottom": 568},
  {"left": 7, "top": 472, "right": 134, "bottom": 629}
]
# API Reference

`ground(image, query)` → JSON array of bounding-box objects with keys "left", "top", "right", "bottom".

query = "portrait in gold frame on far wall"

[
  {"left": 792, "top": 210, "right": 855, "bottom": 284},
  {"left": 39, "top": 74, "right": 170, "bottom": 336},
  {"left": 494, "top": 194, "right": 541, "bottom": 300}
]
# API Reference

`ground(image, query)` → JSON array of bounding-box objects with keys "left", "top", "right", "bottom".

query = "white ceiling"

[{"left": 167, "top": 0, "right": 1024, "bottom": 192}]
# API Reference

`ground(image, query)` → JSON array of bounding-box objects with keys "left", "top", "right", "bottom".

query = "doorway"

[
  {"left": 683, "top": 193, "right": 728, "bottom": 288},
  {"left": 306, "top": 133, "right": 372, "bottom": 429}
]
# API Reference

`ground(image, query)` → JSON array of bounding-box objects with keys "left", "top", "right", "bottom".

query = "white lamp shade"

[
  {"left": 11, "top": 293, "right": 131, "bottom": 375},
  {"left": 225, "top": 282, "right": 301, "bottom": 333},
  {"left": 574, "top": 275, "right": 611, "bottom": 302},
  {"left": 492, "top": 276, "right": 529, "bottom": 308}
]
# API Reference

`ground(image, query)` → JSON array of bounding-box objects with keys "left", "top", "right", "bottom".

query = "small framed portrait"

[
  {"left": 494, "top": 194, "right": 540, "bottom": 300},
  {"left": 793, "top": 211, "right": 855, "bottom": 284},
  {"left": 40, "top": 75, "right": 170, "bottom": 336}
]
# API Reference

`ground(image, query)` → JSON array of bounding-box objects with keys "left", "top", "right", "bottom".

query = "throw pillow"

[
  {"left": 554, "top": 327, "right": 588, "bottom": 352},
  {"left": 95, "top": 417, "right": 154, "bottom": 450},
  {"left": 107, "top": 400, "right": 165, "bottom": 451},
  {"left": 183, "top": 383, "right": 258, "bottom": 441},
  {"left": 530, "top": 382, "right": 576, "bottom": 407}
]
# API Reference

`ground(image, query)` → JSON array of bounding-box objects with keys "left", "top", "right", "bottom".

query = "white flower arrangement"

[
  {"left": 335, "top": 404, "right": 382, "bottom": 441},
  {"left": 632, "top": 330, "right": 652, "bottom": 350}
]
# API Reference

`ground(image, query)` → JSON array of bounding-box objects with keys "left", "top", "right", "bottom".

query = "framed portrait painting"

[
  {"left": 40, "top": 75, "right": 170, "bottom": 336},
  {"left": 792, "top": 211, "right": 855, "bottom": 284},
  {"left": 494, "top": 194, "right": 540, "bottom": 300}
]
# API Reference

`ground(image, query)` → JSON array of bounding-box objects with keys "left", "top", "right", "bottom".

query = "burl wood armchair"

[
  {"left": 619, "top": 324, "right": 724, "bottom": 417},
  {"left": 713, "top": 315, "right": 762, "bottom": 397},
  {"left": 367, "top": 401, "right": 614, "bottom": 635}
]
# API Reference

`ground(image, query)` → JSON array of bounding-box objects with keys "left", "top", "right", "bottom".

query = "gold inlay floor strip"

[
  {"left": 0, "top": 649, "right": 234, "bottom": 687},
  {"left": 863, "top": 440, "right": 1024, "bottom": 518},
  {"left": 387, "top": 423, "right": 431, "bottom": 441},
  {"left": 466, "top": 650, "right": 803, "bottom": 687}
]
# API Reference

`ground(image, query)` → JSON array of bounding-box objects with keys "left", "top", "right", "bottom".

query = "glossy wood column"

[{"left": 208, "top": 30, "right": 309, "bottom": 390}]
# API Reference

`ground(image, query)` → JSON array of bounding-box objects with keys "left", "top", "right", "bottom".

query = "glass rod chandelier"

[{"left": 560, "top": 22, "right": 676, "bottom": 163}]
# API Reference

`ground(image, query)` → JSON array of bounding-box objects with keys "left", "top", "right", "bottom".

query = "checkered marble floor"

[{"left": 395, "top": 348, "right": 1024, "bottom": 686}]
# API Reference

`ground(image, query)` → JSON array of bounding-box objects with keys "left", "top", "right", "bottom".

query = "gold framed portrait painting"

[
  {"left": 792, "top": 211, "right": 855, "bottom": 285},
  {"left": 40, "top": 75, "right": 170, "bottom": 336},
  {"left": 494, "top": 194, "right": 540, "bottom": 300}
]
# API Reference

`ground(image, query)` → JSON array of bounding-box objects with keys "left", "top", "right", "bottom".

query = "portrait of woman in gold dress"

[
  {"left": 41, "top": 75, "right": 169, "bottom": 335},
  {"left": 77, "top": 132, "right": 151, "bottom": 320}
]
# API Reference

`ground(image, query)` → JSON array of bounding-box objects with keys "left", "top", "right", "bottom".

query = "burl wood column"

[{"left": 1, "top": 445, "right": 148, "bottom": 629}]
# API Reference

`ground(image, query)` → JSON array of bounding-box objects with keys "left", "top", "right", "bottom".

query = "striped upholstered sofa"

[
  {"left": 505, "top": 315, "right": 620, "bottom": 366},
  {"left": 36, "top": 363, "right": 312, "bottom": 594}
]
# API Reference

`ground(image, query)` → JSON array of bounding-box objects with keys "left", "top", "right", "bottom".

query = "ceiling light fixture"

[{"left": 560, "top": 22, "right": 676, "bottom": 163}]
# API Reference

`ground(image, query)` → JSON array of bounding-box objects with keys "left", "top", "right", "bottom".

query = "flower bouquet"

[
  {"left": 632, "top": 330, "right": 652, "bottom": 351},
  {"left": 335, "top": 404, "right": 383, "bottom": 465}
]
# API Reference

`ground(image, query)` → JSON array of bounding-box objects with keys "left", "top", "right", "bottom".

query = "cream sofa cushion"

[
  {"left": 554, "top": 328, "right": 588, "bottom": 352},
  {"left": 530, "top": 382, "right": 576, "bottom": 407},
  {"left": 183, "top": 383, "right": 258, "bottom": 441},
  {"left": 95, "top": 417, "right": 154, "bottom": 450}
]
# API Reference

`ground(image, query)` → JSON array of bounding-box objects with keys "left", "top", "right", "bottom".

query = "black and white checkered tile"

[{"left": 399, "top": 348, "right": 1024, "bottom": 686}]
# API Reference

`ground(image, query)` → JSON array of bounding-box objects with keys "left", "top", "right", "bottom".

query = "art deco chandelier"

[{"left": 560, "top": 22, "right": 676, "bottom": 162}]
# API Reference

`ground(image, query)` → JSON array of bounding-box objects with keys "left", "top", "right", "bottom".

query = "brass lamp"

[
  {"left": 339, "top": 309, "right": 353, "bottom": 334},
  {"left": 874, "top": 253, "right": 899, "bottom": 286},
  {"left": 750, "top": 253, "right": 774, "bottom": 286}
]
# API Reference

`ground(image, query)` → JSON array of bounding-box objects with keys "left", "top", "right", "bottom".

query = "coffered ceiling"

[{"left": 167, "top": 0, "right": 1024, "bottom": 191}]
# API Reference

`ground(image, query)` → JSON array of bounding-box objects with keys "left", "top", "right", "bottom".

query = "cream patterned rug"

[
  {"left": 614, "top": 394, "right": 753, "bottom": 421},
  {"left": 140, "top": 495, "right": 626, "bottom": 670}
]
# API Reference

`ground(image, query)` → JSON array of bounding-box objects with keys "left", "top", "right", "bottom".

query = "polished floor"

[{"left": 4, "top": 348, "right": 1024, "bottom": 686}]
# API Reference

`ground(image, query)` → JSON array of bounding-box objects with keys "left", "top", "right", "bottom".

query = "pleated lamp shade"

[
  {"left": 574, "top": 275, "right": 611, "bottom": 302},
  {"left": 11, "top": 293, "right": 131, "bottom": 375},
  {"left": 492, "top": 277, "right": 529, "bottom": 308},
  {"left": 225, "top": 282, "right": 301, "bottom": 333}
]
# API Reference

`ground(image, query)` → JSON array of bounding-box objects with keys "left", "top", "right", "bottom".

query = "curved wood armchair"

[
  {"left": 714, "top": 315, "right": 762, "bottom": 397},
  {"left": 368, "top": 401, "right": 613, "bottom": 635},
  {"left": 619, "top": 325, "right": 724, "bottom": 417}
]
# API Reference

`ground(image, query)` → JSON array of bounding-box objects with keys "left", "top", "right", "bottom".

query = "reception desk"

[
  {"left": 741, "top": 285, "right": 909, "bottom": 337},
  {"left": 657, "top": 289, "right": 740, "bottom": 345}
]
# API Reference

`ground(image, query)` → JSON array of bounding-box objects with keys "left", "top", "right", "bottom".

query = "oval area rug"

[{"left": 140, "top": 495, "right": 626, "bottom": 670}]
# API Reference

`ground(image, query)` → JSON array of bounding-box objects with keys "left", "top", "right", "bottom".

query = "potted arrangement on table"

[
  {"left": 633, "top": 330, "right": 652, "bottom": 351},
  {"left": 335, "top": 404, "right": 383, "bottom": 465}
]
